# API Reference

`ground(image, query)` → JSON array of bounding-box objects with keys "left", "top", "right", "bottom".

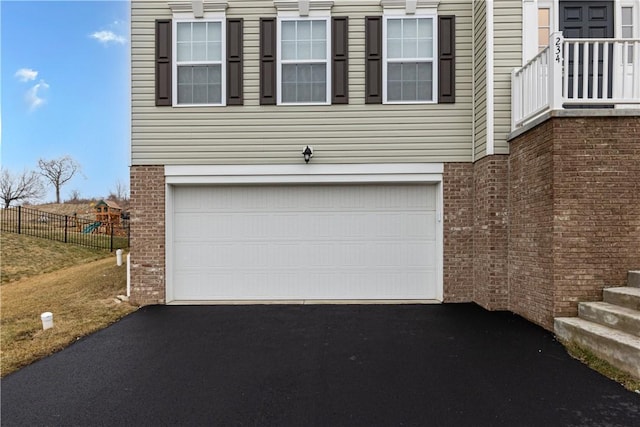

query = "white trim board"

[{"left": 165, "top": 163, "right": 444, "bottom": 184}]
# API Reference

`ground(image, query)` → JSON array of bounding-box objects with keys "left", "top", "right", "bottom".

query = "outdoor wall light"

[{"left": 302, "top": 146, "right": 313, "bottom": 163}]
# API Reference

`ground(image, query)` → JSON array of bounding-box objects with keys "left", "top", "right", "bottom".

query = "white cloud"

[
  {"left": 15, "top": 68, "right": 38, "bottom": 82},
  {"left": 90, "top": 30, "right": 126, "bottom": 45},
  {"left": 25, "top": 80, "right": 49, "bottom": 111}
]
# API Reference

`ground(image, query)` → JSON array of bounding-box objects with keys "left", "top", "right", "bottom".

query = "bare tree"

[
  {"left": 109, "top": 179, "right": 129, "bottom": 202},
  {"left": 37, "top": 156, "right": 81, "bottom": 204},
  {"left": 67, "top": 189, "right": 82, "bottom": 203},
  {"left": 0, "top": 168, "right": 45, "bottom": 208}
]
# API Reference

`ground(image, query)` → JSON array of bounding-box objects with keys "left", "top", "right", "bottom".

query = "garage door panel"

[
  {"left": 174, "top": 242, "right": 203, "bottom": 267},
  {"left": 171, "top": 184, "right": 439, "bottom": 301},
  {"left": 174, "top": 214, "right": 202, "bottom": 239},
  {"left": 406, "top": 243, "right": 437, "bottom": 267},
  {"left": 173, "top": 272, "right": 205, "bottom": 300}
]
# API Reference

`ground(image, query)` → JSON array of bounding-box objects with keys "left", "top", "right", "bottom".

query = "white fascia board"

[
  {"left": 486, "top": 0, "right": 495, "bottom": 156},
  {"left": 165, "top": 163, "right": 444, "bottom": 184}
]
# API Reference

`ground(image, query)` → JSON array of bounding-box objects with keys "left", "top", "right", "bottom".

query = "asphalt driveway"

[{"left": 2, "top": 303, "right": 639, "bottom": 426}]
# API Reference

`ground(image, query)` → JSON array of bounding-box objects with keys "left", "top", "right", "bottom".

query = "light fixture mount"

[{"left": 302, "top": 145, "right": 314, "bottom": 163}]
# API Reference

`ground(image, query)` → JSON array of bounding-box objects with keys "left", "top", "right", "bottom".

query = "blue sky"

[{"left": 1, "top": 0, "right": 130, "bottom": 203}]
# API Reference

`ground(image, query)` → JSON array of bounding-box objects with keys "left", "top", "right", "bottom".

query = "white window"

[
  {"left": 622, "top": 6, "right": 635, "bottom": 63},
  {"left": 383, "top": 16, "right": 436, "bottom": 104},
  {"left": 174, "top": 20, "right": 225, "bottom": 106},
  {"left": 538, "top": 7, "right": 551, "bottom": 52},
  {"left": 278, "top": 18, "right": 330, "bottom": 105}
]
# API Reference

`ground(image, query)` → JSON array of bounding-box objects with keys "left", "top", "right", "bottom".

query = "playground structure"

[
  {"left": 66, "top": 200, "right": 128, "bottom": 236},
  {"left": 0, "top": 205, "right": 129, "bottom": 251}
]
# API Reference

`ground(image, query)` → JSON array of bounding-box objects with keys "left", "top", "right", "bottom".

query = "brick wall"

[
  {"left": 508, "top": 122, "right": 555, "bottom": 327},
  {"left": 443, "top": 163, "right": 474, "bottom": 302},
  {"left": 130, "top": 165, "right": 166, "bottom": 305},
  {"left": 473, "top": 156, "right": 509, "bottom": 310},
  {"left": 551, "top": 117, "right": 640, "bottom": 318},
  {"left": 509, "top": 116, "right": 640, "bottom": 329}
]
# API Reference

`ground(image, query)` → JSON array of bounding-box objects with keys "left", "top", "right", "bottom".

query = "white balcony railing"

[{"left": 512, "top": 32, "right": 640, "bottom": 130}]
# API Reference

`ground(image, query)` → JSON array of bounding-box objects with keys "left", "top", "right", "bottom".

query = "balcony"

[{"left": 512, "top": 32, "right": 640, "bottom": 131}]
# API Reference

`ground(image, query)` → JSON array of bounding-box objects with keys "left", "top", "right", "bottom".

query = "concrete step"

[
  {"left": 603, "top": 287, "right": 640, "bottom": 311},
  {"left": 554, "top": 317, "right": 640, "bottom": 379},
  {"left": 579, "top": 301, "right": 640, "bottom": 337},
  {"left": 629, "top": 271, "right": 640, "bottom": 288}
]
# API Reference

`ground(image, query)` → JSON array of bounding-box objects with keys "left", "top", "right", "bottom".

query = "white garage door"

[{"left": 170, "top": 184, "right": 439, "bottom": 301}]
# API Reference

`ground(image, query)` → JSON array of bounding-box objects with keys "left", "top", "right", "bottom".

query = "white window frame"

[
  {"left": 620, "top": 5, "right": 636, "bottom": 63},
  {"left": 382, "top": 14, "right": 438, "bottom": 105},
  {"left": 276, "top": 16, "right": 331, "bottom": 106},
  {"left": 537, "top": 6, "right": 552, "bottom": 52},
  {"left": 172, "top": 18, "right": 227, "bottom": 107},
  {"left": 617, "top": 1, "right": 640, "bottom": 38}
]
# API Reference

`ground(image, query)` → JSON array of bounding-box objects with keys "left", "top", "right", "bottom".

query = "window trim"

[
  {"left": 537, "top": 6, "right": 551, "bottom": 52},
  {"left": 620, "top": 5, "right": 637, "bottom": 64},
  {"left": 276, "top": 16, "right": 332, "bottom": 106},
  {"left": 172, "top": 18, "right": 227, "bottom": 107},
  {"left": 621, "top": 6, "right": 634, "bottom": 36},
  {"left": 382, "top": 14, "right": 438, "bottom": 105}
]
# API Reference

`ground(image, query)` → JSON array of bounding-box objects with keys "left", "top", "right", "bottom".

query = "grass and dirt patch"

[
  {"left": 564, "top": 341, "right": 640, "bottom": 393},
  {"left": 1, "top": 233, "right": 137, "bottom": 376},
  {"left": 1, "top": 233, "right": 113, "bottom": 284}
]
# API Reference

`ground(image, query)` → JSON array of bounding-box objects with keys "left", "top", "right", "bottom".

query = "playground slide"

[{"left": 82, "top": 222, "right": 101, "bottom": 234}]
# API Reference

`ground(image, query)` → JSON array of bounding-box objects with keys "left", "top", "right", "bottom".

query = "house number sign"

[{"left": 555, "top": 36, "right": 562, "bottom": 63}]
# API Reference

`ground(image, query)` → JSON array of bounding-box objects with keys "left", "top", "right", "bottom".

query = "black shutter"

[
  {"left": 332, "top": 17, "right": 349, "bottom": 104},
  {"left": 227, "top": 18, "right": 243, "bottom": 105},
  {"left": 155, "top": 19, "right": 172, "bottom": 106},
  {"left": 260, "top": 18, "right": 277, "bottom": 105},
  {"left": 438, "top": 15, "right": 456, "bottom": 103},
  {"left": 365, "top": 16, "right": 382, "bottom": 104}
]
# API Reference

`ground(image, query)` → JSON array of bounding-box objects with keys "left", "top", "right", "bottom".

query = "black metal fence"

[{"left": 0, "top": 206, "right": 129, "bottom": 251}]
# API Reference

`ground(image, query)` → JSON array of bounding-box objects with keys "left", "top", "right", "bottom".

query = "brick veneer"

[
  {"left": 508, "top": 123, "right": 555, "bottom": 327},
  {"left": 509, "top": 116, "right": 640, "bottom": 329},
  {"left": 130, "top": 165, "right": 166, "bottom": 304},
  {"left": 473, "top": 156, "right": 510, "bottom": 310},
  {"left": 443, "top": 163, "right": 474, "bottom": 302}
]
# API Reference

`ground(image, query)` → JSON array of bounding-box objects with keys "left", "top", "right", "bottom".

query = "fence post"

[
  {"left": 17, "top": 206, "right": 22, "bottom": 234},
  {"left": 110, "top": 225, "right": 114, "bottom": 252},
  {"left": 64, "top": 215, "right": 68, "bottom": 243},
  {"left": 549, "top": 31, "right": 564, "bottom": 111}
]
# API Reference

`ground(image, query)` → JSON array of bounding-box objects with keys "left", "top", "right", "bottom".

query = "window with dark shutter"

[
  {"left": 260, "top": 18, "right": 277, "bottom": 105},
  {"left": 438, "top": 15, "right": 455, "bottom": 103},
  {"left": 227, "top": 18, "right": 243, "bottom": 105},
  {"left": 155, "top": 19, "right": 172, "bottom": 106},
  {"left": 365, "top": 16, "right": 383, "bottom": 104},
  {"left": 332, "top": 17, "right": 349, "bottom": 104}
]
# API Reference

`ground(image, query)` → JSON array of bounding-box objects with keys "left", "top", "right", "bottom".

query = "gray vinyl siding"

[
  {"left": 473, "top": 0, "right": 487, "bottom": 159},
  {"left": 493, "top": 0, "right": 521, "bottom": 154},
  {"left": 131, "top": 0, "right": 474, "bottom": 165}
]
